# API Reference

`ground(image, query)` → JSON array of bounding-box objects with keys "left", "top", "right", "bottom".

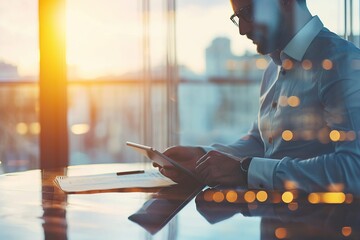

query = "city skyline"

[
  {"left": 1, "top": 35, "right": 269, "bottom": 81},
  {"left": 0, "top": 0, "right": 356, "bottom": 78}
]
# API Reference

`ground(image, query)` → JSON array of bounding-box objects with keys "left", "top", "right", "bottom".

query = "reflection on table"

[
  {"left": 129, "top": 184, "right": 203, "bottom": 234},
  {"left": 1, "top": 163, "right": 359, "bottom": 239},
  {"left": 0, "top": 164, "right": 205, "bottom": 239},
  {"left": 196, "top": 187, "right": 360, "bottom": 239}
]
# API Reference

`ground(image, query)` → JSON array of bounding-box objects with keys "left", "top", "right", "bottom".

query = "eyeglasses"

[{"left": 230, "top": 4, "right": 253, "bottom": 26}]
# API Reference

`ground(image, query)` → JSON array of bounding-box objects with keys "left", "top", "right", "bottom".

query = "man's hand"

[
  {"left": 195, "top": 150, "right": 247, "bottom": 187},
  {"left": 155, "top": 146, "right": 206, "bottom": 183}
]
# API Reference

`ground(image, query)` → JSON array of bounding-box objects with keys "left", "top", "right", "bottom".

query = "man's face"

[{"left": 231, "top": 0, "right": 284, "bottom": 54}]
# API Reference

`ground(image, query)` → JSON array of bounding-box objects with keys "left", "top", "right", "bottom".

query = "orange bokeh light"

[
  {"left": 342, "top": 227, "right": 352, "bottom": 237},
  {"left": 329, "top": 130, "right": 341, "bottom": 142},
  {"left": 213, "top": 192, "right": 225, "bottom": 203},
  {"left": 302, "top": 59, "right": 312, "bottom": 70},
  {"left": 287, "top": 96, "right": 300, "bottom": 107},
  {"left": 322, "top": 59, "right": 333, "bottom": 70},
  {"left": 282, "top": 59, "right": 293, "bottom": 70},
  {"left": 282, "top": 130, "right": 294, "bottom": 141},
  {"left": 244, "top": 191, "right": 256, "bottom": 203},
  {"left": 226, "top": 191, "right": 238, "bottom": 203},
  {"left": 275, "top": 228, "right": 288, "bottom": 239}
]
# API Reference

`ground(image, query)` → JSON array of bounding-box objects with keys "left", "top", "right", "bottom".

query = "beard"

[
  {"left": 255, "top": 37, "right": 271, "bottom": 55},
  {"left": 246, "top": 30, "right": 274, "bottom": 55},
  {"left": 250, "top": 12, "right": 285, "bottom": 55},
  {"left": 253, "top": 25, "right": 283, "bottom": 55}
]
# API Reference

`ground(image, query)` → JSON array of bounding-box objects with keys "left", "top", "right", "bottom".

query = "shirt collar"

[{"left": 281, "top": 16, "right": 324, "bottom": 62}]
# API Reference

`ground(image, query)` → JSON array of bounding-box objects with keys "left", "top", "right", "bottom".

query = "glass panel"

[
  {"left": 177, "top": 0, "right": 261, "bottom": 145},
  {"left": 68, "top": 84, "right": 143, "bottom": 165},
  {"left": 66, "top": 0, "right": 143, "bottom": 165},
  {"left": 0, "top": 1, "right": 39, "bottom": 80},
  {"left": 67, "top": 0, "right": 172, "bottom": 164},
  {"left": 66, "top": 0, "right": 142, "bottom": 80},
  {"left": 0, "top": 0, "right": 39, "bottom": 173},
  {"left": 148, "top": 0, "right": 172, "bottom": 150},
  {"left": 0, "top": 85, "right": 39, "bottom": 173},
  {"left": 354, "top": 0, "right": 360, "bottom": 40}
]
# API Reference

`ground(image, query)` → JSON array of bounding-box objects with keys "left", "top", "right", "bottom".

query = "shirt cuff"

[
  {"left": 199, "top": 146, "right": 214, "bottom": 153},
  {"left": 248, "top": 157, "right": 279, "bottom": 190}
]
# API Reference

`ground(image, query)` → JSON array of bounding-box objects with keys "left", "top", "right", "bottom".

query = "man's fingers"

[
  {"left": 160, "top": 167, "right": 180, "bottom": 178},
  {"left": 163, "top": 147, "right": 180, "bottom": 159},
  {"left": 152, "top": 162, "right": 161, "bottom": 168},
  {"left": 195, "top": 156, "right": 210, "bottom": 173},
  {"left": 196, "top": 151, "right": 216, "bottom": 165},
  {"left": 196, "top": 153, "right": 208, "bottom": 166}
]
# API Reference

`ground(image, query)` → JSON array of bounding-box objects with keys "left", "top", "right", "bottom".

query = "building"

[
  {"left": 0, "top": 61, "right": 19, "bottom": 80},
  {"left": 205, "top": 37, "right": 270, "bottom": 82}
]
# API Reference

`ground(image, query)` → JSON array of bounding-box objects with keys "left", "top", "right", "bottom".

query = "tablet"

[
  {"left": 126, "top": 141, "right": 202, "bottom": 182},
  {"left": 128, "top": 184, "right": 203, "bottom": 234}
]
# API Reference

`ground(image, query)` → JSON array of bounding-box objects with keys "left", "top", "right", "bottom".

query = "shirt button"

[
  {"left": 272, "top": 102, "right": 277, "bottom": 108},
  {"left": 268, "top": 137, "right": 273, "bottom": 144}
]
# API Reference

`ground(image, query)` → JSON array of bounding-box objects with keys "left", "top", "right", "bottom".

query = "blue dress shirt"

[{"left": 205, "top": 16, "right": 360, "bottom": 194}]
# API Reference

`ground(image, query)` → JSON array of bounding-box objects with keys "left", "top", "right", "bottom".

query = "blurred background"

[{"left": 0, "top": 0, "right": 359, "bottom": 173}]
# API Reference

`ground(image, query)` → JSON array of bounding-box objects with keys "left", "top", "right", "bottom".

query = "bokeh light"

[
  {"left": 342, "top": 227, "right": 352, "bottom": 237},
  {"left": 308, "top": 192, "right": 346, "bottom": 204},
  {"left": 302, "top": 59, "right": 312, "bottom": 70},
  {"left": 29, "top": 122, "right": 41, "bottom": 135},
  {"left": 288, "top": 202, "right": 298, "bottom": 211},
  {"left": 322, "top": 192, "right": 345, "bottom": 203},
  {"left": 71, "top": 123, "right": 90, "bottom": 135},
  {"left": 308, "top": 193, "right": 321, "bottom": 204},
  {"left": 287, "top": 96, "right": 300, "bottom": 107},
  {"left": 256, "top": 191, "right": 268, "bottom": 202},
  {"left": 282, "top": 191, "right": 294, "bottom": 203},
  {"left": 284, "top": 180, "right": 298, "bottom": 190},
  {"left": 203, "top": 190, "right": 214, "bottom": 202},
  {"left": 244, "top": 191, "right": 256, "bottom": 203},
  {"left": 278, "top": 96, "right": 288, "bottom": 107},
  {"left": 282, "top": 59, "right": 293, "bottom": 70},
  {"left": 346, "top": 131, "right": 356, "bottom": 141},
  {"left": 282, "top": 130, "right": 294, "bottom": 141},
  {"left": 322, "top": 59, "right": 333, "bottom": 70},
  {"left": 226, "top": 191, "right": 238, "bottom": 203},
  {"left": 275, "top": 227, "right": 288, "bottom": 239},
  {"left": 329, "top": 130, "right": 341, "bottom": 142},
  {"left": 16, "top": 122, "right": 28, "bottom": 135},
  {"left": 256, "top": 58, "right": 268, "bottom": 69},
  {"left": 212, "top": 191, "right": 225, "bottom": 203},
  {"left": 345, "top": 194, "right": 353, "bottom": 204}
]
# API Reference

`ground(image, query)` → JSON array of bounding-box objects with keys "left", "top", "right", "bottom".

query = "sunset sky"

[{"left": 0, "top": 0, "right": 357, "bottom": 79}]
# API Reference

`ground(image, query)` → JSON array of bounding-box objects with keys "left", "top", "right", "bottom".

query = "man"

[{"left": 158, "top": 0, "right": 360, "bottom": 193}]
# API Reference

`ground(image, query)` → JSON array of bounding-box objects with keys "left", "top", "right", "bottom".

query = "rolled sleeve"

[{"left": 248, "top": 157, "right": 280, "bottom": 190}]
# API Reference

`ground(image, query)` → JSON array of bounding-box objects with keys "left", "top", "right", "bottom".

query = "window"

[
  {"left": 0, "top": 0, "right": 359, "bottom": 173},
  {"left": 0, "top": 1, "right": 39, "bottom": 173},
  {"left": 66, "top": 0, "right": 177, "bottom": 165},
  {"left": 66, "top": 0, "right": 145, "bottom": 165}
]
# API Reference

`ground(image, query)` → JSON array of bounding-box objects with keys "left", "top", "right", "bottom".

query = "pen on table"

[{"left": 116, "top": 170, "right": 145, "bottom": 176}]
